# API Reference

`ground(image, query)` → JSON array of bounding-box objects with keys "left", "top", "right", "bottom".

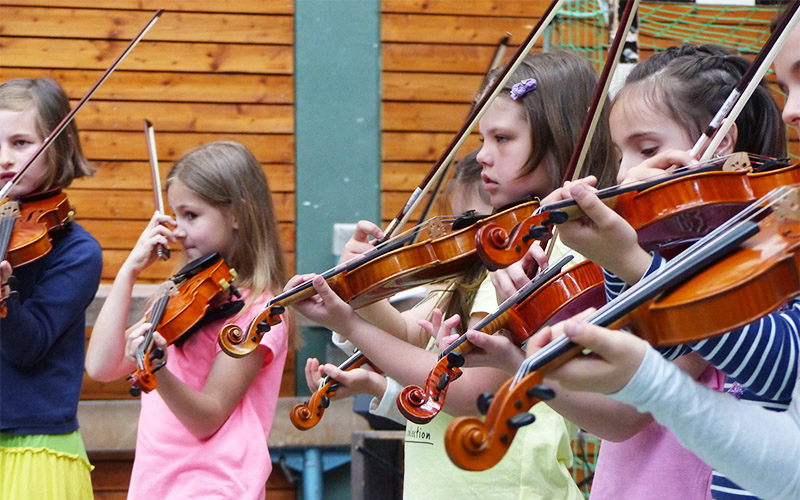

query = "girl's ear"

[{"left": 714, "top": 121, "right": 738, "bottom": 156}]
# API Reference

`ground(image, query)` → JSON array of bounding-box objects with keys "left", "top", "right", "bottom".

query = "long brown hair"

[
  {"left": 478, "top": 51, "right": 619, "bottom": 192},
  {"left": 167, "top": 141, "right": 301, "bottom": 350}
]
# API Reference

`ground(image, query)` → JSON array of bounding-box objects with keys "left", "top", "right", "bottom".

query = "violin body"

[
  {"left": 445, "top": 186, "right": 800, "bottom": 471},
  {"left": 478, "top": 155, "right": 798, "bottom": 269},
  {"left": 219, "top": 201, "right": 543, "bottom": 358},
  {"left": 1, "top": 188, "right": 72, "bottom": 268},
  {"left": 0, "top": 189, "right": 73, "bottom": 316},
  {"left": 128, "top": 253, "right": 238, "bottom": 395},
  {"left": 397, "top": 259, "right": 604, "bottom": 424}
]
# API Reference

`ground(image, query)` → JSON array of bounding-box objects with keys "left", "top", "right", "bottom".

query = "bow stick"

[
  {"left": 698, "top": 1, "right": 800, "bottom": 162},
  {"left": 0, "top": 9, "right": 164, "bottom": 200},
  {"left": 380, "top": 0, "right": 569, "bottom": 242},
  {"left": 143, "top": 119, "right": 170, "bottom": 260}
]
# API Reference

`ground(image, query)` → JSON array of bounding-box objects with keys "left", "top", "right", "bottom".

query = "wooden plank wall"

[
  {"left": 380, "top": 0, "right": 795, "bottom": 229},
  {"left": 0, "top": 2, "right": 295, "bottom": 498}
]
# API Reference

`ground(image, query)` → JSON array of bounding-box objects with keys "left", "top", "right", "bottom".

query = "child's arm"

[
  {"left": 125, "top": 324, "right": 268, "bottom": 440},
  {"left": 0, "top": 231, "right": 102, "bottom": 366},
  {"left": 551, "top": 321, "right": 800, "bottom": 500},
  {"left": 304, "top": 357, "right": 387, "bottom": 400},
  {"left": 86, "top": 214, "right": 175, "bottom": 381},
  {"left": 291, "top": 274, "right": 513, "bottom": 416}
]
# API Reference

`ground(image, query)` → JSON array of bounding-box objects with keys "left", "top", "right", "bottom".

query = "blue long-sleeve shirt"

[{"left": 0, "top": 222, "right": 102, "bottom": 435}]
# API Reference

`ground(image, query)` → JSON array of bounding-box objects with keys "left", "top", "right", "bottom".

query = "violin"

[
  {"left": 397, "top": 256, "right": 605, "bottom": 424},
  {"left": 289, "top": 350, "right": 381, "bottom": 430},
  {"left": 218, "top": 202, "right": 542, "bottom": 357},
  {"left": 477, "top": 154, "right": 798, "bottom": 270},
  {"left": 0, "top": 188, "right": 74, "bottom": 315},
  {"left": 445, "top": 185, "right": 800, "bottom": 471},
  {"left": 128, "top": 252, "right": 239, "bottom": 396}
]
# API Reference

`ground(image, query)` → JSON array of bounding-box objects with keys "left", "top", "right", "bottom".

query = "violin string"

[
  {"left": 0, "top": 217, "right": 15, "bottom": 259},
  {"left": 511, "top": 186, "right": 793, "bottom": 387},
  {"left": 136, "top": 294, "right": 171, "bottom": 370},
  {"left": 438, "top": 254, "right": 574, "bottom": 359}
]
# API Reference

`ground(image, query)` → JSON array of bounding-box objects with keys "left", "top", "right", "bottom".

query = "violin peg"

[
  {"left": 507, "top": 412, "right": 536, "bottom": 429},
  {"left": 256, "top": 320, "right": 271, "bottom": 334},
  {"left": 270, "top": 305, "right": 285, "bottom": 316},
  {"left": 129, "top": 386, "right": 142, "bottom": 398},
  {"left": 150, "top": 347, "right": 165, "bottom": 361},
  {"left": 526, "top": 384, "right": 555, "bottom": 401},
  {"left": 436, "top": 372, "right": 451, "bottom": 391},
  {"left": 446, "top": 352, "right": 465, "bottom": 369},
  {"left": 477, "top": 392, "right": 494, "bottom": 415},
  {"left": 319, "top": 396, "right": 330, "bottom": 409},
  {"left": 328, "top": 383, "right": 339, "bottom": 393},
  {"left": 230, "top": 284, "right": 241, "bottom": 299},
  {"left": 546, "top": 210, "right": 569, "bottom": 225},
  {"left": 5, "top": 275, "right": 17, "bottom": 287}
]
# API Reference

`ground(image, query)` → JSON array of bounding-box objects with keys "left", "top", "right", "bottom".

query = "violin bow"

[
  {"left": 380, "top": 0, "right": 569, "bottom": 243},
  {"left": 545, "top": 0, "right": 640, "bottom": 260},
  {"left": 561, "top": 0, "right": 639, "bottom": 184},
  {"left": 143, "top": 119, "right": 170, "bottom": 260},
  {"left": 412, "top": 32, "right": 512, "bottom": 229},
  {"left": 0, "top": 9, "right": 164, "bottom": 200},
  {"left": 698, "top": 1, "right": 800, "bottom": 162}
]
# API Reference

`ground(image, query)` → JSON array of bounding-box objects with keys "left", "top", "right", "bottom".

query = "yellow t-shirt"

[{"left": 402, "top": 254, "right": 583, "bottom": 500}]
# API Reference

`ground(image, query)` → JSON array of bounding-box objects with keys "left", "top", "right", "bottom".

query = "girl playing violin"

[
  {"left": 289, "top": 50, "right": 618, "bottom": 500},
  {"left": 456, "top": 44, "right": 792, "bottom": 500},
  {"left": 0, "top": 78, "right": 102, "bottom": 499},
  {"left": 85, "top": 141, "right": 299, "bottom": 499},
  {"left": 303, "top": 149, "right": 493, "bottom": 425},
  {"left": 534, "top": 44, "right": 796, "bottom": 500}
]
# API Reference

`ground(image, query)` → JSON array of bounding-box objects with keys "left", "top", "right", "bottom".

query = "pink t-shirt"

[
  {"left": 589, "top": 363, "right": 726, "bottom": 500},
  {"left": 128, "top": 292, "right": 288, "bottom": 500}
]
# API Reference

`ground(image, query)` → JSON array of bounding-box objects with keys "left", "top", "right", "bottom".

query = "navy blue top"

[{"left": 0, "top": 222, "right": 102, "bottom": 435}]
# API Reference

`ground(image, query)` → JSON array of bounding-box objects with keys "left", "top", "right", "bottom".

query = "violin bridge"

[
  {"left": 428, "top": 217, "right": 446, "bottom": 238},
  {"left": 722, "top": 152, "right": 752, "bottom": 172},
  {"left": 0, "top": 201, "right": 20, "bottom": 218}
]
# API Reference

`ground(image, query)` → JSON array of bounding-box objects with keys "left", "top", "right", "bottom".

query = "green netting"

[{"left": 548, "top": 1, "right": 795, "bottom": 158}]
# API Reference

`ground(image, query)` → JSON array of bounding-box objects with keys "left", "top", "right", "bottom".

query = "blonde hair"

[
  {"left": 166, "top": 141, "right": 300, "bottom": 350},
  {"left": 479, "top": 51, "right": 619, "bottom": 191},
  {"left": 0, "top": 78, "right": 94, "bottom": 188}
]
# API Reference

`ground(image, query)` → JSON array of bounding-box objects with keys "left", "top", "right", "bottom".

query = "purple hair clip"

[{"left": 510, "top": 78, "right": 537, "bottom": 100}]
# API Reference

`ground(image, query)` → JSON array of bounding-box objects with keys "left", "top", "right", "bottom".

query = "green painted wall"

[{"left": 294, "top": 1, "right": 381, "bottom": 498}]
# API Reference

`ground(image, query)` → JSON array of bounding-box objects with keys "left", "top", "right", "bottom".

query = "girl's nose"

[
  {"left": 0, "top": 147, "right": 13, "bottom": 169},
  {"left": 476, "top": 144, "right": 491, "bottom": 168},
  {"left": 782, "top": 91, "right": 800, "bottom": 136}
]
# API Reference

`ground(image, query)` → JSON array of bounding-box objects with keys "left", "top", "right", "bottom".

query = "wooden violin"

[
  {"left": 397, "top": 256, "right": 604, "bottom": 424},
  {"left": 218, "top": 202, "right": 542, "bottom": 357},
  {"left": 445, "top": 185, "right": 800, "bottom": 471},
  {"left": 289, "top": 350, "right": 381, "bottom": 430},
  {"left": 0, "top": 188, "right": 74, "bottom": 315},
  {"left": 128, "top": 252, "right": 239, "bottom": 396},
  {"left": 477, "top": 154, "right": 798, "bottom": 270}
]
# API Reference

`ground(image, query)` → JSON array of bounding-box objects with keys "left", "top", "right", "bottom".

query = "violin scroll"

[
  {"left": 445, "top": 371, "right": 556, "bottom": 471},
  {"left": 218, "top": 304, "right": 284, "bottom": 358}
]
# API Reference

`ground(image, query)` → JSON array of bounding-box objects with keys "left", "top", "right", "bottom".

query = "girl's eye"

[
  {"left": 495, "top": 134, "right": 509, "bottom": 143},
  {"left": 184, "top": 212, "right": 197, "bottom": 220},
  {"left": 12, "top": 139, "right": 30, "bottom": 147},
  {"left": 641, "top": 147, "right": 658, "bottom": 158}
]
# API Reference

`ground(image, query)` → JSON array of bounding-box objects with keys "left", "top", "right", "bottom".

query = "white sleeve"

[
  {"left": 368, "top": 376, "right": 408, "bottom": 425},
  {"left": 611, "top": 346, "right": 800, "bottom": 500},
  {"left": 331, "top": 331, "right": 357, "bottom": 355}
]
